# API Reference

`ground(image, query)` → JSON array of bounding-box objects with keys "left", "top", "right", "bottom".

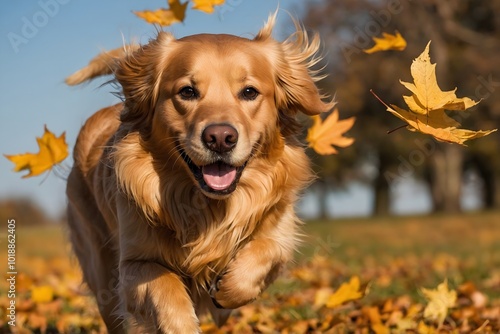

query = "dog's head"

[{"left": 115, "top": 13, "right": 333, "bottom": 199}]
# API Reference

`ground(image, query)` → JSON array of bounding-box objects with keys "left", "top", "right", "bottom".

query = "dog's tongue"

[{"left": 202, "top": 162, "right": 237, "bottom": 191}]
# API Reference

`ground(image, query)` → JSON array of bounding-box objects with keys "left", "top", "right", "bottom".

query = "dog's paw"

[
  {"left": 208, "top": 276, "right": 224, "bottom": 309},
  {"left": 209, "top": 272, "right": 259, "bottom": 309}
]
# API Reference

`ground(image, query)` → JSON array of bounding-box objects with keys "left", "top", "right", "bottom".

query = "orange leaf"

[
  {"left": 27, "top": 313, "right": 48, "bottom": 332},
  {"left": 4, "top": 125, "right": 68, "bottom": 178},
  {"left": 372, "top": 323, "right": 390, "bottom": 334},
  {"left": 192, "top": 0, "right": 225, "bottom": 13},
  {"left": 326, "top": 276, "right": 365, "bottom": 308},
  {"left": 307, "top": 108, "right": 355, "bottom": 155},
  {"left": 134, "top": 0, "right": 187, "bottom": 26},
  {"left": 364, "top": 31, "right": 407, "bottom": 54}
]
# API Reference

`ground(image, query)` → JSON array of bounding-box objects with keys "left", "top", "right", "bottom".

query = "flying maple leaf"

[
  {"left": 400, "top": 42, "right": 478, "bottom": 115},
  {"left": 363, "top": 31, "right": 407, "bottom": 54},
  {"left": 385, "top": 104, "right": 496, "bottom": 145},
  {"left": 422, "top": 279, "right": 457, "bottom": 327},
  {"left": 134, "top": 0, "right": 188, "bottom": 26},
  {"left": 307, "top": 108, "right": 356, "bottom": 155},
  {"left": 4, "top": 125, "right": 68, "bottom": 178},
  {"left": 372, "top": 42, "right": 497, "bottom": 145},
  {"left": 192, "top": 0, "right": 225, "bottom": 13},
  {"left": 326, "top": 276, "right": 366, "bottom": 308}
]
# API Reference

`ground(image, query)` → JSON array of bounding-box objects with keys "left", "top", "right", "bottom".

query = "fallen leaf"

[
  {"left": 364, "top": 306, "right": 382, "bottom": 324},
  {"left": 417, "top": 320, "right": 436, "bottom": 334},
  {"left": 307, "top": 108, "right": 355, "bottom": 155},
  {"left": 4, "top": 125, "right": 68, "bottom": 178},
  {"left": 372, "top": 323, "right": 390, "bottom": 334},
  {"left": 326, "top": 276, "right": 365, "bottom": 308},
  {"left": 31, "top": 285, "right": 54, "bottom": 304},
  {"left": 472, "top": 320, "right": 490, "bottom": 334},
  {"left": 134, "top": 0, "right": 188, "bottom": 26},
  {"left": 400, "top": 42, "right": 478, "bottom": 115},
  {"left": 192, "top": 0, "right": 225, "bottom": 13},
  {"left": 422, "top": 279, "right": 457, "bottom": 327},
  {"left": 27, "top": 313, "right": 48, "bottom": 333},
  {"left": 16, "top": 274, "right": 34, "bottom": 293},
  {"left": 364, "top": 31, "right": 406, "bottom": 54},
  {"left": 364, "top": 306, "right": 390, "bottom": 334},
  {"left": 314, "top": 287, "right": 334, "bottom": 308}
]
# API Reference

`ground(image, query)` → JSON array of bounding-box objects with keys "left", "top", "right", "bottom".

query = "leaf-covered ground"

[{"left": 1, "top": 212, "right": 499, "bottom": 333}]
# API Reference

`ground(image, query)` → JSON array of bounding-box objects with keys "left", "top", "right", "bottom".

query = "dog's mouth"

[{"left": 177, "top": 147, "right": 246, "bottom": 196}]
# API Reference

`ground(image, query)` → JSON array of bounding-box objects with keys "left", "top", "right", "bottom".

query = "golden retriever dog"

[{"left": 65, "top": 13, "right": 332, "bottom": 333}]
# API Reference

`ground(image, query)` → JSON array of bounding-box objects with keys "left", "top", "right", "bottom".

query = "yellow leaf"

[
  {"left": 326, "top": 276, "right": 365, "bottom": 308},
  {"left": 400, "top": 41, "right": 479, "bottom": 115},
  {"left": 386, "top": 104, "right": 496, "bottom": 146},
  {"left": 134, "top": 0, "right": 187, "bottom": 26},
  {"left": 364, "top": 31, "right": 407, "bottom": 54},
  {"left": 192, "top": 0, "right": 225, "bottom": 13},
  {"left": 31, "top": 285, "right": 54, "bottom": 303},
  {"left": 4, "top": 125, "right": 68, "bottom": 178},
  {"left": 421, "top": 279, "right": 457, "bottom": 327},
  {"left": 306, "top": 108, "right": 355, "bottom": 155},
  {"left": 372, "top": 41, "right": 497, "bottom": 145},
  {"left": 314, "top": 287, "right": 334, "bottom": 308}
]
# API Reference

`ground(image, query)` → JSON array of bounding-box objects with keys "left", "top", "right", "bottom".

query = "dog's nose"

[{"left": 202, "top": 124, "right": 238, "bottom": 153}]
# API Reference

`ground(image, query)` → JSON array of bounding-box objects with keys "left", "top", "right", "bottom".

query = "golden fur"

[{"left": 66, "top": 13, "right": 332, "bottom": 333}]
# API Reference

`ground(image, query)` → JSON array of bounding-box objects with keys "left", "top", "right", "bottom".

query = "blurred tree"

[
  {"left": 0, "top": 198, "right": 51, "bottom": 226},
  {"left": 301, "top": 0, "right": 500, "bottom": 214}
]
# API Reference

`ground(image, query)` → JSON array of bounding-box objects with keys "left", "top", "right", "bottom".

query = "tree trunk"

[
  {"left": 474, "top": 156, "right": 500, "bottom": 210},
  {"left": 495, "top": 176, "right": 500, "bottom": 209},
  {"left": 373, "top": 152, "right": 391, "bottom": 216},
  {"left": 374, "top": 178, "right": 390, "bottom": 216},
  {"left": 429, "top": 144, "right": 464, "bottom": 213},
  {"left": 314, "top": 180, "right": 329, "bottom": 220}
]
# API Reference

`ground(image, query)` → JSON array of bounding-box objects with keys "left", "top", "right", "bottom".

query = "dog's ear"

[
  {"left": 255, "top": 13, "right": 334, "bottom": 116},
  {"left": 115, "top": 32, "right": 176, "bottom": 125}
]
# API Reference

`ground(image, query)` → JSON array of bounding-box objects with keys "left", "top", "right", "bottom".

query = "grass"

[
  {"left": 3, "top": 211, "right": 500, "bottom": 293},
  {"left": 1, "top": 211, "right": 499, "bottom": 332},
  {"left": 299, "top": 210, "right": 500, "bottom": 300}
]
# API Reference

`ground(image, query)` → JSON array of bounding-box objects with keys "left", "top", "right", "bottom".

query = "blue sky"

[
  {"left": 0, "top": 0, "right": 309, "bottom": 218},
  {"left": 0, "top": 1, "right": 481, "bottom": 219}
]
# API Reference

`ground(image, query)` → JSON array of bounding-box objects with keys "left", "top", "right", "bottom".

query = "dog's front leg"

[
  {"left": 211, "top": 210, "right": 299, "bottom": 309},
  {"left": 210, "top": 238, "right": 286, "bottom": 309},
  {"left": 120, "top": 260, "right": 200, "bottom": 334}
]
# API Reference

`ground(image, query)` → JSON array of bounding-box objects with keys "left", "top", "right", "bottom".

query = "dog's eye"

[
  {"left": 240, "top": 87, "right": 259, "bottom": 101},
  {"left": 179, "top": 86, "right": 198, "bottom": 100}
]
